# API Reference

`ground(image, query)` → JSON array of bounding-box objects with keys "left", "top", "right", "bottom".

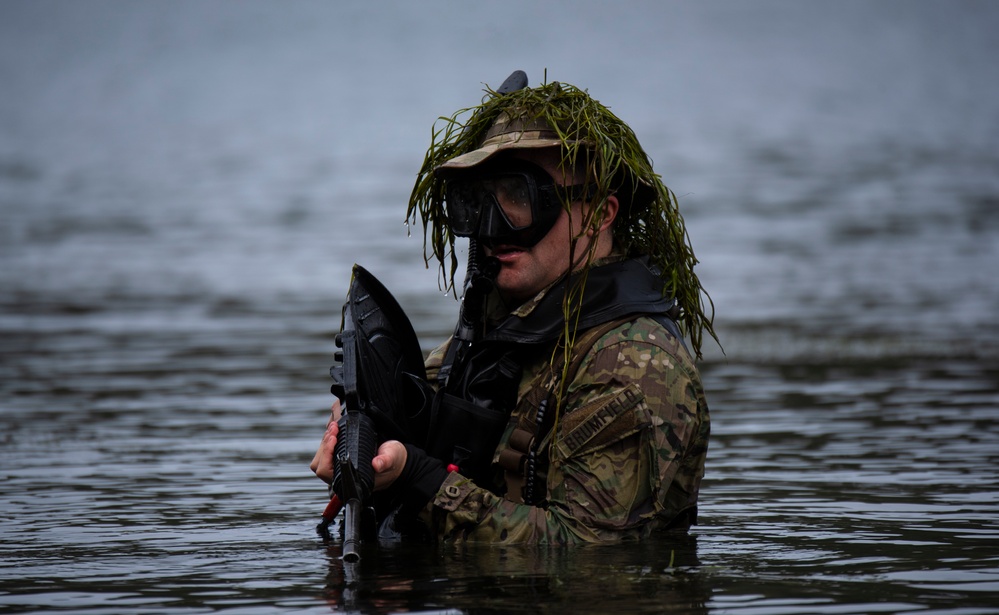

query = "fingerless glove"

[{"left": 396, "top": 444, "right": 449, "bottom": 512}]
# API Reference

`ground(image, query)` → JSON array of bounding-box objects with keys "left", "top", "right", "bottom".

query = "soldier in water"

[{"left": 312, "top": 72, "right": 715, "bottom": 544}]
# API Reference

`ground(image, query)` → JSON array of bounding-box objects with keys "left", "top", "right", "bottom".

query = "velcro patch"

[{"left": 555, "top": 384, "right": 650, "bottom": 459}]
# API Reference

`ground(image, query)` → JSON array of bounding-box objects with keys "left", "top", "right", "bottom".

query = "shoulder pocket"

[{"left": 555, "top": 383, "right": 651, "bottom": 459}]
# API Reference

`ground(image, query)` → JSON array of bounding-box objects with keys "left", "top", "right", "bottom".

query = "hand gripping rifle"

[{"left": 319, "top": 265, "right": 429, "bottom": 562}]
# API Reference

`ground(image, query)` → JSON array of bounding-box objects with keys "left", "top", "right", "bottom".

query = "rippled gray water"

[{"left": 2, "top": 1, "right": 998, "bottom": 613}]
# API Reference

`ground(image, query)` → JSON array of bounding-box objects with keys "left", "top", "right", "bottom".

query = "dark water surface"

[{"left": 2, "top": 2, "right": 999, "bottom": 613}]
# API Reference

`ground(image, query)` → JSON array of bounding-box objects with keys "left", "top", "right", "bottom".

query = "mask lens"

[
  {"left": 481, "top": 175, "right": 533, "bottom": 229},
  {"left": 445, "top": 181, "right": 483, "bottom": 236}
]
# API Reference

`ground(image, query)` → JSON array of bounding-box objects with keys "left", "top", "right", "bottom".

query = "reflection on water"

[
  {"left": 321, "top": 538, "right": 707, "bottom": 614},
  {"left": 2, "top": 1, "right": 999, "bottom": 613}
]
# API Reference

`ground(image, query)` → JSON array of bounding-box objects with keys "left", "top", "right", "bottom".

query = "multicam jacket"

[{"left": 415, "top": 256, "right": 710, "bottom": 544}]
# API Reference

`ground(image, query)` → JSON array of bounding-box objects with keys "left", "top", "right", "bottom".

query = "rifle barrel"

[{"left": 342, "top": 498, "right": 362, "bottom": 562}]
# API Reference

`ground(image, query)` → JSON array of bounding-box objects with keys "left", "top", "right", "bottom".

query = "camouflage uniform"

[{"left": 416, "top": 261, "right": 710, "bottom": 545}]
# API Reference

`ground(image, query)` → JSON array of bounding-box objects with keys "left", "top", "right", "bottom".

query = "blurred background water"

[{"left": 1, "top": 1, "right": 998, "bottom": 613}]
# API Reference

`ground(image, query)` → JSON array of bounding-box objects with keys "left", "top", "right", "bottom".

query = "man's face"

[{"left": 481, "top": 149, "right": 602, "bottom": 304}]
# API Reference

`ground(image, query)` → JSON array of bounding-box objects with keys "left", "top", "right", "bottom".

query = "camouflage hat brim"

[
  {"left": 434, "top": 113, "right": 567, "bottom": 175},
  {"left": 435, "top": 138, "right": 565, "bottom": 173}
]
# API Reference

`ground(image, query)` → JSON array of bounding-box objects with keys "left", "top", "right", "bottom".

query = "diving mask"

[{"left": 444, "top": 159, "right": 594, "bottom": 248}]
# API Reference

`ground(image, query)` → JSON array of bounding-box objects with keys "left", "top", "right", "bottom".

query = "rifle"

[
  {"left": 318, "top": 70, "right": 528, "bottom": 555},
  {"left": 319, "top": 265, "right": 429, "bottom": 561}
]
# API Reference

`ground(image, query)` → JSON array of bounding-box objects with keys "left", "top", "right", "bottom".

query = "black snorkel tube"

[
  {"left": 437, "top": 237, "right": 498, "bottom": 385},
  {"left": 437, "top": 70, "right": 528, "bottom": 386},
  {"left": 419, "top": 72, "right": 533, "bottom": 482}
]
